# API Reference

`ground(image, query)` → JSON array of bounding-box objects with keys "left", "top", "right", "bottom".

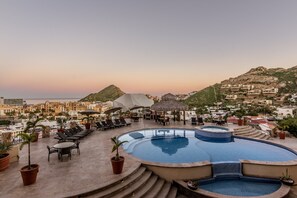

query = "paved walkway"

[{"left": 0, "top": 120, "right": 296, "bottom": 198}]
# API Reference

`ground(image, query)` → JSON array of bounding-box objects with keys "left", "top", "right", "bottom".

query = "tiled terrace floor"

[{"left": 0, "top": 120, "right": 296, "bottom": 198}]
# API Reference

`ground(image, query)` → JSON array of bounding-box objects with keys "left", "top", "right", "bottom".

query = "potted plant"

[
  {"left": 110, "top": 136, "right": 127, "bottom": 174},
  {"left": 0, "top": 142, "right": 12, "bottom": 171},
  {"left": 17, "top": 132, "right": 39, "bottom": 185},
  {"left": 82, "top": 116, "right": 93, "bottom": 130},
  {"left": 278, "top": 124, "right": 288, "bottom": 140},
  {"left": 187, "top": 180, "right": 198, "bottom": 190},
  {"left": 280, "top": 168, "right": 294, "bottom": 186},
  {"left": 24, "top": 118, "right": 45, "bottom": 142},
  {"left": 56, "top": 117, "right": 66, "bottom": 132}
]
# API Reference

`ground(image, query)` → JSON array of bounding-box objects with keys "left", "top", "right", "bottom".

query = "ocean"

[{"left": 25, "top": 98, "right": 80, "bottom": 105}]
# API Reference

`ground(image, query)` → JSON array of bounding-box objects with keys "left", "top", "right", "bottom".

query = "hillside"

[
  {"left": 221, "top": 66, "right": 297, "bottom": 94},
  {"left": 80, "top": 85, "right": 125, "bottom": 102},
  {"left": 185, "top": 84, "right": 223, "bottom": 107},
  {"left": 185, "top": 65, "right": 297, "bottom": 107}
]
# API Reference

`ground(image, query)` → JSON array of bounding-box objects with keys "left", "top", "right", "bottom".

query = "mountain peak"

[
  {"left": 80, "top": 85, "right": 125, "bottom": 102},
  {"left": 247, "top": 66, "right": 267, "bottom": 74}
]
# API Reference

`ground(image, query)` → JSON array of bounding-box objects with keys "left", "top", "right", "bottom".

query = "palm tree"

[
  {"left": 17, "top": 133, "right": 36, "bottom": 170},
  {"left": 24, "top": 118, "right": 45, "bottom": 134},
  {"left": 111, "top": 136, "right": 127, "bottom": 160}
]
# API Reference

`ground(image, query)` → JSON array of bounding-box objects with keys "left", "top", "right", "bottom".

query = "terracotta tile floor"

[{"left": 0, "top": 120, "right": 296, "bottom": 198}]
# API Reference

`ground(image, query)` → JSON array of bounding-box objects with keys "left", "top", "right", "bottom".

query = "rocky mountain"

[
  {"left": 185, "top": 65, "right": 297, "bottom": 107},
  {"left": 221, "top": 65, "right": 297, "bottom": 93},
  {"left": 80, "top": 85, "right": 125, "bottom": 102}
]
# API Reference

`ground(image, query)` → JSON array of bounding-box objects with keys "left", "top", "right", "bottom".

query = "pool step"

[
  {"left": 212, "top": 162, "right": 242, "bottom": 178},
  {"left": 233, "top": 126, "right": 271, "bottom": 140},
  {"left": 77, "top": 165, "right": 182, "bottom": 198},
  {"left": 166, "top": 186, "right": 178, "bottom": 198}
]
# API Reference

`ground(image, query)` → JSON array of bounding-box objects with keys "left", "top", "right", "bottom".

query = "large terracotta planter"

[
  {"left": 0, "top": 154, "right": 10, "bottom": 171},
  {"left": 20, "top": 164, "right": 39, "bottom": 186},
  {"left": 279, "top": 131, "right": 286, "bottom": 140},
  {"left": 111, "top": 156, "right": 125, "bottom": 174},
  {"left": 57, "top": 128, "right": 65, "bottom": 133},
  {"left": 237, "top": 119, "right": 243, "bottom": 126},
  {"left": 85, "top": 123, "right": 91, "bottom": 130}
]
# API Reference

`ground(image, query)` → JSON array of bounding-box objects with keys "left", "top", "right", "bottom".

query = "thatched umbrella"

[
  {"left": 79, "top": 109, "right": 100, "bottom": 116},
  {"left": 104, "top": 107, "right": 122, "bottom": 115},
  {"left": 151, "top": 93, "right": 188, "bottom": 125}
]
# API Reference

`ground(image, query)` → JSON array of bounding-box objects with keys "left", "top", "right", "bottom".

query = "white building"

[
  {"left": 262, "top": 88, "right": 278, "bottom": 95},
  {"left": 247, "top": 89, "right": 261, "bottom": 96},
  {"left": 241, "top": 85, "right": 254, "bottom": 91},
  {"left": 225, "top": 95, "right": 237, "bottom": 100},
  {"left": 275, "top": 107, "right": 296, "bottom": 118}
]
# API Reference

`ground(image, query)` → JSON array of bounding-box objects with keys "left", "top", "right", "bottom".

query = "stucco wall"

[
  {"left": 242, "top": 160, "right": 297, "bottom": 184},
  {"left": 144, "top": 162, "right": 212, "bottom": 182}
]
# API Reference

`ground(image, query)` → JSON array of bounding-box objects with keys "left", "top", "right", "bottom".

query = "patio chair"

[
  {"left": 59, "top": 147, "right": 72, "bottom": 161},
  {"left": 71, "top": 141, "right": 80, "bottom": 155},
  {"left": 47, "top": 145, "right": 58, "bottom": 162}
]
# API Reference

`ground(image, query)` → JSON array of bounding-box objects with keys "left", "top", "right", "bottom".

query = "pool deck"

[{"left": 0, "top": 120, "right": 297, "bottom": 198}]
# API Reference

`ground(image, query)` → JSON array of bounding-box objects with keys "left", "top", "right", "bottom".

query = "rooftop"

[{"left": 1, "top": 120, "right": 297, "bottom": 198}]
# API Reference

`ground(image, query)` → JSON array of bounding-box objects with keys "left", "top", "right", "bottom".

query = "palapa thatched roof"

[
  {"left": 161, "top": 93, "right": 177, "bottom": 101},
  {"left": 151, "top": 99, "right": 188, "bottom": 111}
]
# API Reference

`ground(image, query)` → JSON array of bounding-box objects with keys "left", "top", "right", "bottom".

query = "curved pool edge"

[
  {"left": 120, "top": 127, "right": 297, "bottom": 183},
  {"left": 174, "top": 180, "right": 291, "bottom": 198}
]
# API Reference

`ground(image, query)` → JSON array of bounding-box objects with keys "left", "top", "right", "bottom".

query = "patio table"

[
  {"left": 53, "top": 142, "right": 75, "bottom": 161},
  {"left": 53, "top": 142, "right": 75, "bottom": 149}
]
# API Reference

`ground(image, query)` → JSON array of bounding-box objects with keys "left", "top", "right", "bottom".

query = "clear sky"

[{"left": 1, "top": 0, "right": 297, "bottom": 98}]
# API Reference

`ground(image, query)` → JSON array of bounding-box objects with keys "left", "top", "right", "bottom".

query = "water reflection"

[{"left": 151, "top": 136, "right": 189, "bottom": 155}]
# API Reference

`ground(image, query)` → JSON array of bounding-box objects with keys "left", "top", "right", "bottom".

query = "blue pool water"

[
  {"left": 198, "top": 177, "right": 281, "bottom": 196},
  {"left": 120, "top": 128, "right": 297, "bottom": 163}
]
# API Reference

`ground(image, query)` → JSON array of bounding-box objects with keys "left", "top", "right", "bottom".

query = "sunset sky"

[{"left": 1, "top": 1, "right": 297, "bottom": 98}]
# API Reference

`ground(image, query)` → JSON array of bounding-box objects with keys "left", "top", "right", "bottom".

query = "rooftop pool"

[{"left": 119, "top": 128, "right": 297, "bottom": 163}]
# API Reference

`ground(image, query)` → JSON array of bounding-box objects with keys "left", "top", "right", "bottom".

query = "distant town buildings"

[
  {"left": 221, "top": 84, "right": 279, "bottom": 105},
  {"left": 0, "top": 97, "right": 24, "bottom": 106}
]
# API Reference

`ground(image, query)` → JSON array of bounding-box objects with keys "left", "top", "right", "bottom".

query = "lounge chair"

[
  {"left": 56, "top": 132, "right": 79, "bottom": 142},
  {"left": 106, "top": 119, "right": 117, "bottom": 128},
  {"left": 197, "top": 117, "right": 204, "bottom": 125},
  {"left": 101, "top": 121, "right": 113, "bottom": 129},
  {"left": 114, "top": 119, "right": 125, "bottom": 127},
  {"left": 120, "top": 118, "right": 131, "bottom": 126},
  {"left": 96, "top": 122, "right": 109, "bottom": 130},
  {"left": 191, "top": 117, "right": 198, "bottom": 125},
  {"left": 47, "top": 145, "right": 59, "bottom": 161},
  {"left": 64, "top": 130, "right": 84, "bottom": 139},
  {"left": 69, "top": 128, "right": 89, "bottom": 137}
]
